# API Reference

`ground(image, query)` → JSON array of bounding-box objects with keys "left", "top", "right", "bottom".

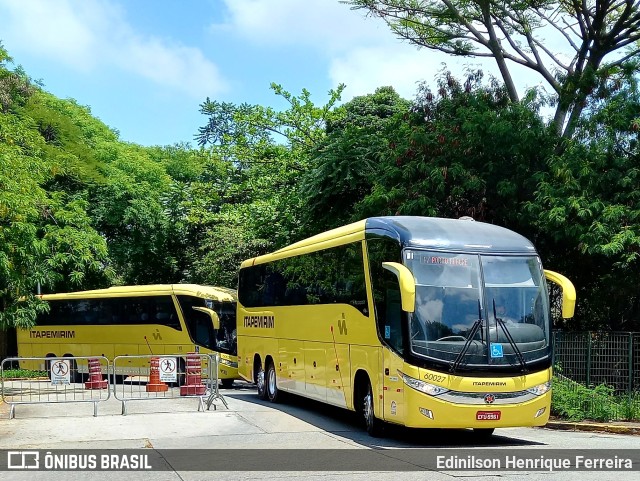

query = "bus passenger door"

[
  {"left": 375, "top": 267, "right": 406, "bottom": 423},
  {"left": 382, "top": 349, "right": 405, "bottom": 422}
]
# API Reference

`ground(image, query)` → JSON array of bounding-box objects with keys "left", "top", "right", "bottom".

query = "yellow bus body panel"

[{"left": 17, "top": 284, "right": 238, "bottom": 381}]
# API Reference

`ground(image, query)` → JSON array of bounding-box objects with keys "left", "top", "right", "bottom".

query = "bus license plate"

[{"left": 476, "top": 411, "right": 501, "bottom": 421}]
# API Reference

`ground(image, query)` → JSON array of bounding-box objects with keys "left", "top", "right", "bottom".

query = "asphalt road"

[{"left": 0, "top": 381, "right": 638, "bottom": 481}]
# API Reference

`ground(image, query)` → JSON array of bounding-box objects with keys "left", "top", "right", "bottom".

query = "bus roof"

[
  {"left": 38, "top": 284, "right": 237, "bottom": 302},
  {"left": 241, "top": 216, "right": 536, "bottom": 267},
  {"left": 365, "top": 216, "right": 536, "bottom": 254}
]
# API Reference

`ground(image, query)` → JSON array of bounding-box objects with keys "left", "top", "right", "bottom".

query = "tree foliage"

[
  {"left": 526, "top": 67, "right": 640, "bottom": 328},
  {"left": 0, "top": 51, "right": 113, "bottom": 328},
  {"left": 348, "top": 0, "right": 640, "bottom": 140},
  {"left": 300, "top": 86, "right": 411, "bottom": 230},
  {"left": 190, "top": 84, "right": 348, "bottom": 286}
]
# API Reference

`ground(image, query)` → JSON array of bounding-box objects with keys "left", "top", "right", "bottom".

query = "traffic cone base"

[
  {"left": 179, "top": 353, "right": 206, "bottom": 396},
  {"left": 146, "top": 357, "right": 168, "bottom": 393},
  {"left": 85, "top": 358, "right": 108, "bottom": 390},
  {"left": 180, "top": 384, "right": 206, "bottom": 396}
]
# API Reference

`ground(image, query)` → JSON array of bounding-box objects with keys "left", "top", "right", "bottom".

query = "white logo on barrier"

[
  {"left": 159, "top": 357, "right": 177, "bottom": 382},
  {"left": 50, "top": 360, "right": 71, "bottom": 385},
  {"left": 8, "top": 451, "right": 39, "bottom": 469}
]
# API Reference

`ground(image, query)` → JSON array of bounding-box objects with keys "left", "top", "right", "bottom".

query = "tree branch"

[
  {"left": 533, "top": 8, "right": 581, "bottom": 52},
  {"left": 606, "top": 48, "right": 640, "bottom": 67}
]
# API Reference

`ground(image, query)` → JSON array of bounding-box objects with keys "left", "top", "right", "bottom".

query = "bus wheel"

[
  {"left": 256, "top": 364, "right": 267, "bottom": 400},
  {"left": 220, "top": 378, "right": 234, "bottom": 389},
  {"left": 361, "top": 380, "right": 384, "bottom": 437},
  {"left": 473, "top": 428, "right": 495, "bottom": 438},
  {"left": 266, "top": 362, "right": 279, "bottom": 403}
]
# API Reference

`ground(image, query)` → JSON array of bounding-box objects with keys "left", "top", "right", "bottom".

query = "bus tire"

[
  {"left": 220, "top": 378, "right": 234, "bottom": 389},
  {"left": 266, "top": 361, "right": 279, "bottom": 403},
  {"left": 256, "top": 362, "right": 267, "bottom": 400},
  {"left": 361, "top": 379, "right": 385, "bottom": 437}
]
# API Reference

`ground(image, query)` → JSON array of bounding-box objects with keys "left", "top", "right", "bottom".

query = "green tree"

[
  {"left": 0, "top": 44, "right": 33, "bottom": 112},
  {"left": 0, "top": 55, "right": 112, "bottom": 328},
  {"left": 191, "top": 84, "right": 346, "bottom": 286},
  {"left": 349, "top": 0, "right": 640, "bottom": 140},
  {"left": 89, "top": 143, "right": 178, "bottom": 284},
  {"left": 303, "top": 72, "right": 554, "bottom": 236},
  {"left": 300, "top": 86, "right": 411, "bottom": 230},
  {"left": 526, "top": 68, "right": 640, "bottom": 328}
]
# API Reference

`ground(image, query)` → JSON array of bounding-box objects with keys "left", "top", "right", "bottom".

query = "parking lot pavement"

[
  {"left": 0, "top": 381, "right": 360, "bottom": 449},
  {"left": 1, "top": 382, "right": 640, "bottom": 481}
]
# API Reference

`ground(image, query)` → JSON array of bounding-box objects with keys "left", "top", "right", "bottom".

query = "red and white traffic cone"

[
  {"left": 146, "top": 357, "right": 169, "bottom": 393},
  {"left": 180, "top": 353, "right": 206, "bottom": 396},
  {"left": 84, "top": 358, "right": 108, "bottom": 389}
]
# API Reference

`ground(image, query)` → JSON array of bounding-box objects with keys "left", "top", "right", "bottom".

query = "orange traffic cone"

[
  {"left": 180, "top": 353, "right": 206, "bottom": 396},
  {"left": 84, "top": 358, "right": 108, "bottom": 389},
  {"left": 146, "top": 357, "right": 168, "bottom": 393}
]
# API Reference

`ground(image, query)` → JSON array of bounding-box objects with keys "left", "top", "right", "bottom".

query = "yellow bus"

[
  {"left": 236, "top": 216, "right": 575, "bottom": 436},
  {"left": 17, "top": 284, "right": 239, "bottom": 388}
]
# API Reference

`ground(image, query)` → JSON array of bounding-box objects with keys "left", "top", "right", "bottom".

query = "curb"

[{"left": 544, "top": 421, "right": 640, "bottom": 435}]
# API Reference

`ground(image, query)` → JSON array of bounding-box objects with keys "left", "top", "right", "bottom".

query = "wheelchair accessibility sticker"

[{"left": 490, "top": 343, "right": 504, "bottom": 358}]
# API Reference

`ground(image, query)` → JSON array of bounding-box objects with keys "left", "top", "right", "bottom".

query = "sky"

[{"left": 0, "top": 0, "right": 548, "bottom": 147}]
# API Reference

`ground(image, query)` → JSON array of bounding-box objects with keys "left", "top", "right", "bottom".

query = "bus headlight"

[
  {"left": 399, "top": 371, "right": 449, "bottom": 396},
  {"left": 219, "top": 358, "right": 238, "bottom": 368},
  {"left": 526, "top": 381, "right": 551, "bottom": 396}
]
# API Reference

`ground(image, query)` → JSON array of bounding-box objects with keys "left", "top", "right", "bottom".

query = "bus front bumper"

[{"left": 401, "top": 389, "right": 551, "bottom": 429}]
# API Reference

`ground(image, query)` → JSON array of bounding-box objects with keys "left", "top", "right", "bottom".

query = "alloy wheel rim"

[
  {"left": 363, "top": 390, "right": 373, "bottom": 428},
  {"left": 257, "top": 369, "right": 265, "bottom": 392},
  {"left": 268, "top": 368, "right": 276, "bottom": 395}
]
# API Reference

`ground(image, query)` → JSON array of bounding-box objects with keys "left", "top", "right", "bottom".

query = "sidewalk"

[{"left": 544, "top": 418, "right": 640, "bottom": 435}]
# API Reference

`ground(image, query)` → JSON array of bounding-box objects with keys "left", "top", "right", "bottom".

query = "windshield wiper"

[
  {"left": 450, "top": 300, "right": 484, "bottom": 374},
  {"left": 492, "top": 299, "right": 527, "bottom": 373}
]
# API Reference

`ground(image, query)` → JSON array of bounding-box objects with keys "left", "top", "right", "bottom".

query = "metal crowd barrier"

[
  {"left": 112, "top": 353, "right": 227, "bottom": 415},
  {"left": 0, "top": 356, "right": 111, "bottom": 419}
]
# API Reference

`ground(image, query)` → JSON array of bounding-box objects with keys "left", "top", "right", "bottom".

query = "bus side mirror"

[
  {"left": 544, "top": 269, "right": 576, "bottom": 318},
  {"left": 382, "top": 262, "right": 416, "bottom": 313},
  {"left": 192, "top": 307, "right": 221, "bottom": 330}
]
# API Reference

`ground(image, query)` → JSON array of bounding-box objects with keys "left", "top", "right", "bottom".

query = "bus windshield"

[
  {"left": 405, "top": 251, "right": 550, "bottom": 369},
  {"left": 178, "top": 296, "right": 237, "bottom": 356}
]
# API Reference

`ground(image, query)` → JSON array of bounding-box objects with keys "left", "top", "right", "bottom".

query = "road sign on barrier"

[
  {"left": 159, "top": 357, "right": 177, "bottom": 383},
  {"left": 50, "top": 360, "right": 71, "bottom": 385},
  {"left": 1, "top": 356, "right": 111, "bottom": 419},
  {"left": 112, "top": 353, "right": 226, "bottom": 415}
]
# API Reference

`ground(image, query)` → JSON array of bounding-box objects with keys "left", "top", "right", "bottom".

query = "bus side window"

[
  {"left": 284, "top": 285, "right": 307, "bottom": 305},
  {"left": 367, "top": 236, "right": 404, "bottom": 353},
  {"left": 152, "top": 296, "right": 180, "bottom": 330},
  {"left": 264, "top": 271, "right": 286, "bottom": 306}
]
